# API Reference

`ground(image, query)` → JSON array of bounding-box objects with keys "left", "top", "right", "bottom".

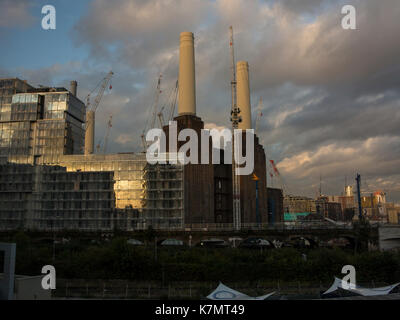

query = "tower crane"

[
  {"left": 141, "top": 74, "right": 162, "bottom": 151},
  {"left": 86, "top": 71, "right": 114, "bottom": 115},
  {"left": 83, "top": 71, "right": 113, "bottom": 155},
  {"left": 229, "top": 26, "right": 242, "bottom": 231},
  {"left": 268, "top": 160, "right": 288, "bottom": 195}
]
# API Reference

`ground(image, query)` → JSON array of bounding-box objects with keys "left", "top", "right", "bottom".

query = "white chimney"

[
  {"left": 236, "top": 61, "right": 251, "bottom": 130},
  {"left": 178, "top": 32, "right": 196, "bottom": 116}
]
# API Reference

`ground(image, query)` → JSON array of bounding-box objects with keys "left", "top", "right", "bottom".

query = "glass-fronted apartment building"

[
  {"left": 0, "top": 78, "right": 85, "bottom": 162},
  {"left": 0, "top": 78, "right": 184, "bottom": 232},
  {"left": 39, "top": 153, "right": 184, "bottom": 231}
]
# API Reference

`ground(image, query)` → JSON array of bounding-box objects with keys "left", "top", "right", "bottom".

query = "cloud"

[
  {"left": 0, "top": 0, "right": 35, "bottom": 28},
  {"left": 3, "top": 0, "right": 400, "bottom": 201},
  {"left": 277, "top": 0, "right": 330, "bottom": 14},
  {"left": 204, "top": 123, "right": 229, "bottom": 131},
  {"left": 115, "top": 133, "right": 136, "bottom": 145},
  {"left": 73, "top": 0, "right": 212, "bottom": 72},
  {"left": 277, "top": 136, "right": 400, "bottom": 197}
]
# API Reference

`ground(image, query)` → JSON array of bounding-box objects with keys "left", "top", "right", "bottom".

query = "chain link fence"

[{"left": 53, "top": 279, "right": 390, "bottom": 299}]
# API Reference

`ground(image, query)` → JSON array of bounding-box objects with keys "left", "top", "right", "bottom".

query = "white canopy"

[
  {"left": 323, "top": 277, "right": 400, "bottom": 297},
  {"left": 207, "top": 283, "right": 275, "bottom": 300}
]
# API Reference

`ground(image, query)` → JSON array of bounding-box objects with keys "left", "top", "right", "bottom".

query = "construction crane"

[
  {"left": 268, "top": 160, "right": 288, "bottom": 195},
  {"left": 103, "top": 115, "right": 113, "bottom": 154},
  {"left": 95, "top": 115, "right": 113, "bottom": 154},
  {"left": 86, "top": 71, "right": 114, "bottom": 115},
  {"left": 255, "top": 97, "right": 263, "bottom": 135},
  {"left": 229, "top": 26, "right": 242, "bottom": 231},
  {"left": 158, "top": 107, "right": 166, "bottom": 128},
  {"left": 158, "top": 80, "right": 179, "bottom": 127},
  {"left": 82, "top": 71, "right": 113, "bottom": 155},
  {"left": 141, "top": 74, "right": 162, "bottom": 151}
]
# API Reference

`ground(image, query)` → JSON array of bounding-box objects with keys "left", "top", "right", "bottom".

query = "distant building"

[
  {"left": 267, "top": 187, "right": 283, "bottom": 224},
  {"left": 316, "top": 196, "right": 343, "bottom": 221},
  {"left": 359, "top": 191, "right": 388, "bottom": 222},
  {"left": 387, "top": 205, "right": 400, "bottom": 224},
  {"left": 284, "top": 195, "right": 316, "bottom": 214}
]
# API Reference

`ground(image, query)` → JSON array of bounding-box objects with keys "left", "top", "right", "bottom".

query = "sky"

[{"left": 1, "top": 0, "right": 400, "bottom": 201}]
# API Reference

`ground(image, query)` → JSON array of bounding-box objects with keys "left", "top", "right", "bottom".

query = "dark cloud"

[{"left": 3, "top": 0, "right": 400, "bottom": 200}]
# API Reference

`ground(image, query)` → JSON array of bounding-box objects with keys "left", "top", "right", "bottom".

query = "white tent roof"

[
  {"left": 207, "top": 283, "right": 275, "bottom": 300},
  {"left": 323, "top": 277, "right": 400, "bottom": 297}
]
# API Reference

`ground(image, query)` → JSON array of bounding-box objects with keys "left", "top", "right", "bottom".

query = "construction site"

[
  {"left": 0, "top": 28, "right": 275, "bottom": 232},
  {"left": 0, "top": 27, "right": 399, "bottom": 233}
]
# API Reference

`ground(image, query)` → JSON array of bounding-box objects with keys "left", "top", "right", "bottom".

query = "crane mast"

[
  {"left": 168, "top": 80, "right": 179, "bottom": 121},
  {"left": 158, "top": 106, "right": 166, "bottom": 127},
  {"left": 141, "top": 74, "right": 163, "bottom": 151},
  {"left": 150, "top": 75, "right": 162, "bottom": 130},
  {"left": 103, "top": 115, "right": 112, "bottom": 154},
  {"left": 157, "top": 79, "right": 178, "bottom": 127},
  {"left": 269, "top": 160, "right": 288, "bottom": 195},
  {"left": 84, "top": 71, "right": 113, "bottom": 155},
  {"left": 229, "top": 26, "right": 242, "bottom": 231}
]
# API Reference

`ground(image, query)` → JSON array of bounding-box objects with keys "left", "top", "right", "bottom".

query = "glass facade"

[
  {"left": 0, "top": 79, "right": 85, "bottom": 160},
  {"left": 0, "top": 154, "right": 185, "bottom": 231},
  {"left": 50, "top": 154, "right": 147, "bottom": 210},
  {"left": 142, "top": 163, "right": 184, "bottom": 229},
  {"left": 40, "top": 153, "right": 185, "bottom": 231},
  {"left": 11, "top": 93, "right": 40, "bottom": 121},
  {"left": 0, "top": 78, "right": 34, "bottom": 122},
  {"left": 0, "top": 121, "right": 32, "bottom": 156}
]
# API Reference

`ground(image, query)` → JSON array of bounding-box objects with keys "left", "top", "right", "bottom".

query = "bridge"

[
  {"left": 130, "top": 222, "right": 382, "bottom": 249},
  {"left": 2, "top": 223, "right": 398, "bottom": 250},
  {"left": 379, "top": 225, "right": 400, "bottom": 251}
]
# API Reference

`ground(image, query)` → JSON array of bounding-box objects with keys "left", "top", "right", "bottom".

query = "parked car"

[
  {"left": 239, "top": 237, "right": 274, "bottom": 249},
  {"left": 127, "top": 239, "right": 144, "bottom": 246},
  {"left": 196, "top": 238, "right": 229, "bottom": 248},
  {"left": 158, "top": 239, "right": 184, "bottom": 246}
]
